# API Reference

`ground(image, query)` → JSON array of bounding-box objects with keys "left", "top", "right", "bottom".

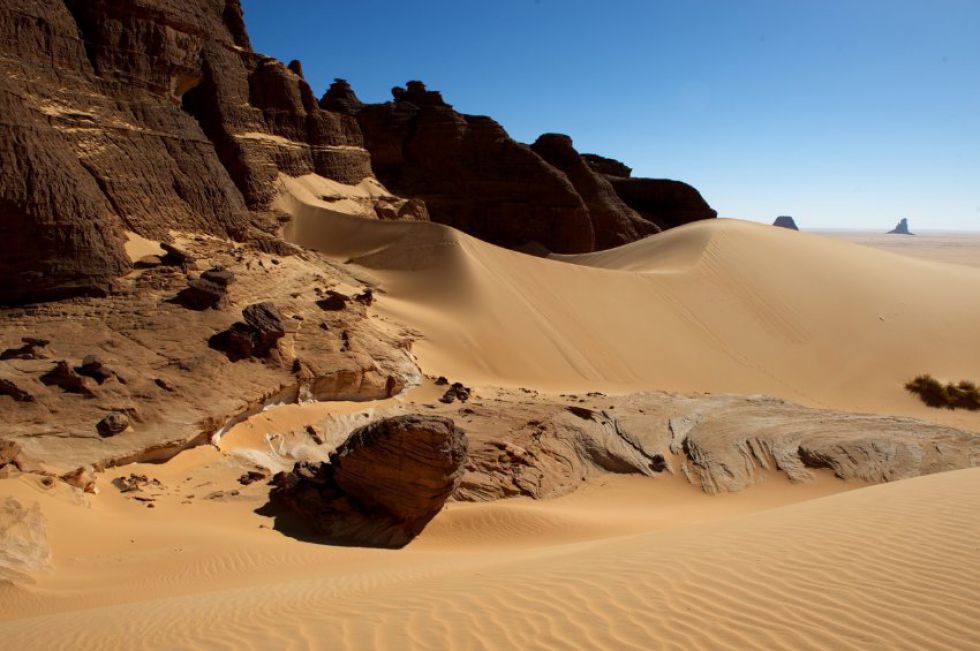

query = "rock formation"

[
  {"left": 581, "top": 154, "right": 718, "bottom": 230},
  {"left": 530, "top": 134, "right": 659, "bottom": 249},
  {"left": 0, "top": 0, "right": 401, "bottom": 305},
  {"left": 271, "top": 415, "right": 468, "bottom": 547},
  {"left": 773, "top": 216, "right": 799, "bottom": 230},
  {"left": 351, "top": 80, "right": 717, "bottom": 252},
  {"left": 888, "top": 218, "right": 914, "bottom": 235},
  {"left": 353, "top": 81, "right": 596, "bottom": 253}
]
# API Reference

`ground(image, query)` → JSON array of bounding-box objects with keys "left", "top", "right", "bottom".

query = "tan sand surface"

[
  {"left": 1, "top": 454, "right": 977, "bottom": 649},
  {"left": 818, "top": 229, "right": 980, "bottom": 269},
  {"left": 279, "top": 175, "right": 980, "bottom": 430},
  {"left": 3, "top": 177, "right": 978, "bottom": 648}
]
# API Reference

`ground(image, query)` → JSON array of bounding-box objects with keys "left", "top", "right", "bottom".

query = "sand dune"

[
  {"left": 2, "top": 176, "right": 977, "bottom": 649},
  {"left": 279, "top": 174, "right": 980, "bottom": 429},
  {"left": 2, "top": 461, "right": 977, "bottom": 649}
]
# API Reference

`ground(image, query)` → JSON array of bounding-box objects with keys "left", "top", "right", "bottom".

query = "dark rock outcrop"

[
  {"left": 320, "top": 78, "right": 364, "bottom": 116},
  {"left": 888, "top": 218, "right": 914, "bottom": 235},
  {"left": 606, "top": 177, "right": 717, "bottom": 231},
  {"left": 581, "top": 154, "right": 717, "bottom": 230},
  {"left": 773, "top": 216, "right": 799, "bottom": 230},
  {"left": 355, "top": 82, "right": 596, "bottom": 253},
  {"left": 271, "top": 415, "right": 468, "bottom": 548},
  {"left": 581, "top": 153, "right": 632, "bottom": 178},
  {"left": 209, "top": 301, "right": 286, "bottom": 361},
  {"left": 531, "top": 134, "right": 660, "bottom": 248}
]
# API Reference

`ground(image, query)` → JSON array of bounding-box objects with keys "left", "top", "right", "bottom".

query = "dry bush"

[{"left": 906, "top": 375, "right": 980, "bottom": 410}]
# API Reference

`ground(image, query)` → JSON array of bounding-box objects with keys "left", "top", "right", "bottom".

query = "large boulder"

[{"left": 271, "top": 415, "right": 468, "bottom": 548}]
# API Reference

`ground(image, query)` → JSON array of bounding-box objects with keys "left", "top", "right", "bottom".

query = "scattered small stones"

[
  {"left": 353, "top": 289, "right": 374, "bottom": 306},
  {"left": 1, "top": 337, "right": 50, "bottom": 360},
  {"left": 238, "top": 468, "right": 271, "bottom": 486},
  {"left": 174, "top": 274, "right": 229, "bottom": 310},
  {"left": 305, "top": 424, "right": 326, "bottom": 445},
  {"left": 439, "top": 382, "right": 472, "bottom": 404},
  {"left": 434, "top": 376, "right": 449, "bottom": 386},
  {"left": 160, "top": 242, "right": 194, "bottom": 268},
  {"left": 316, "top": 290, "right": 349, "bottom": 311},
  {"left": 96, "top": 411, "right": 130, "bottom": 437},
  {"left": 200, "top": 266, "right": 236, "bottom": 288},
  {"left": 112, "top": 474, "right": 162, "bottom": 493},
  {"left": 75, "top": 355, "right": 113, "bottom": 384},
  {"left": 61, "top": 465, "right": 98, "bottom": 493},
  {"left": 40, "top": 361, "right": 94, "bottom": 396},
  {"left": 209, "top": 302, "right": 286, "bottom": 361}
]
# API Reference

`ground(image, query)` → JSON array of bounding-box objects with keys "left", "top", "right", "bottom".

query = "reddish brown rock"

[{"left": 271, "top": 415, "right": 468, "bottom": 548}]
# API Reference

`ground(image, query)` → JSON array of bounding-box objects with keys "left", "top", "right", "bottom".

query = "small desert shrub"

[{"left": 905, "top": 375, "right": 980, "bottom": 410}]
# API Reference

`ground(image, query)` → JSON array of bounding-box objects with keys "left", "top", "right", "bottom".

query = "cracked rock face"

[{"left": 271, "top": 415, "right": 468, "bottom": 548}]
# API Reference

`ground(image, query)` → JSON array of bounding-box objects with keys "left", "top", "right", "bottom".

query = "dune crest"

[{"left": 278, "top": 174, "right": 980, "bottom": 428}]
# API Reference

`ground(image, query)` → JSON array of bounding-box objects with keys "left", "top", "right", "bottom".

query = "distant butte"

[
  {"left": 773, "top": 216, "right": 799, "bottom": 230},
  {"left": 888, "top": 218, "right": 915, "bottom": 235}
]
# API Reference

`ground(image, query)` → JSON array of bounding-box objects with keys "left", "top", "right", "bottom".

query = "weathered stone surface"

[
  {"left": 531, "top": 134, "right": 660, "bottom": 248},
  {"left": 298, "top": 389, "right": 978, "bottom": 502},
  {"left": 271, "top": 415, "right": 468, "bottom": 547},
  {"left": 356, "top": 81, "right": 596, "bottom": 253},
  {"left": 0, "top": 236, "right": 421, "bottom": 474},
  {"left": 773, "top": 216, "right": 799, "bottom": 230},
  {"left": 0, "top": 497, "right": 51, "bottom": 583},
  {"left": 888, "top": 218, "right": 914, "bottom": 235}
]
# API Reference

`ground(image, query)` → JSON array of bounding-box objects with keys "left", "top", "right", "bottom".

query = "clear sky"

[{"left": 240, "top": 0, "right": 979, "bottom": 231}]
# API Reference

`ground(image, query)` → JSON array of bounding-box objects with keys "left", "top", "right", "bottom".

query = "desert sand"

[
  {"left": 2, "top": 176, "right": 979, "bottom": 649},
  {"left": 279, "top": 175, "right": 980, "bottom": 430},
  {"left": 820, "top": 229, "right": 980, "bottom": 269}
]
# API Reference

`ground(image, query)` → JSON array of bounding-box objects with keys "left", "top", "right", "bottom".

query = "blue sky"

[{"left": 241, "top": 0, "right": 980, "bottom": 230}]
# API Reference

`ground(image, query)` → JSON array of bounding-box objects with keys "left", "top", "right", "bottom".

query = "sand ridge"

[{"left": 278, "top": 174, "right": 980, "bottom": 431}]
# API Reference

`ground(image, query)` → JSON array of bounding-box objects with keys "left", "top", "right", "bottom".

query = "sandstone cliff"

[{"left": 0, "top": 0, "right": 392, "bottom": 304}]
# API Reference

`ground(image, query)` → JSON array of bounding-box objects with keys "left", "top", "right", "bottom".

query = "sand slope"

[
  {"left": 2, "top": 466, "right": 977, "bottom": 649},
  {"left": 279, "top": 175, "right": 980, "bottom": 429}
]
